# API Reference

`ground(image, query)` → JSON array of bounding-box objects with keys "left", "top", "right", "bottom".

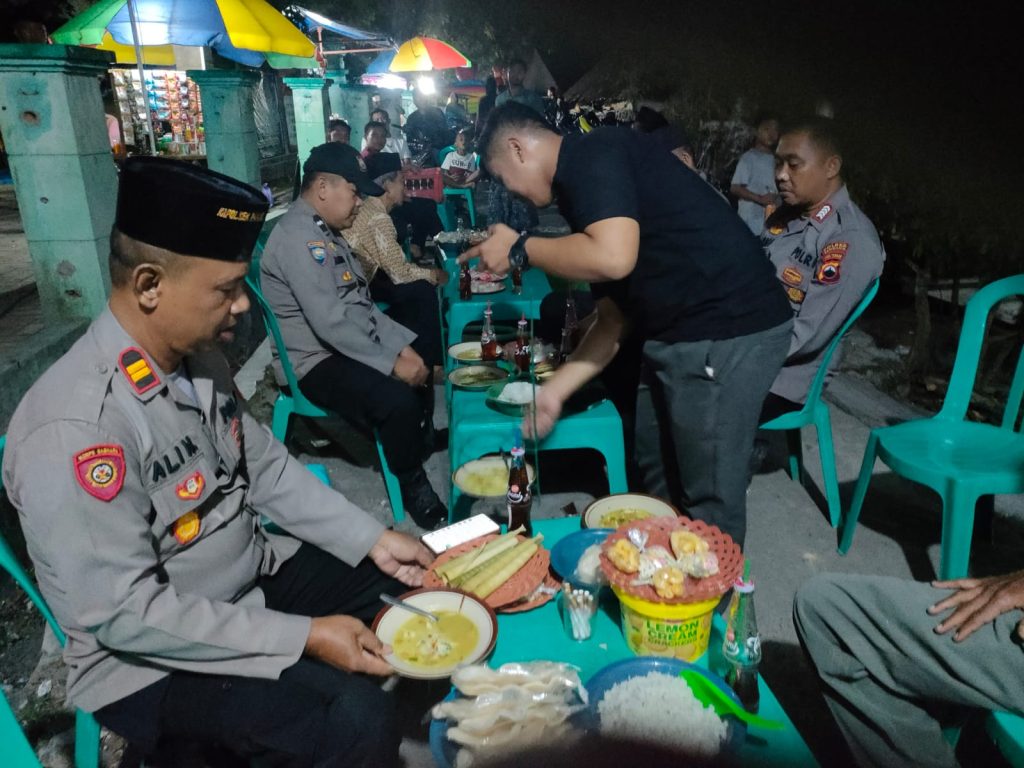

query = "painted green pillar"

[
  {"left": 0, "top": 44, "right": 117, "bottom": 323},
  {"left": 188, "top": 69, "right": 261, "bottom": 188},
  {"left": 327, "top": 72, "right": 374, "bottom": 152},
  {"left": 284, "top": 77, "right": 332, "bottom": 172}
]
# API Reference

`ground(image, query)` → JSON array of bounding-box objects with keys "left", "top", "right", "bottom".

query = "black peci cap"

[
  {"left": 303, "top": 142, "right": 384, "bottom": 196},
  {"left": 116, "top": 157, "right": 268, "bottom": 262},
  {"left": 364, "top": 151, "right": 402, "bottom": 181}
]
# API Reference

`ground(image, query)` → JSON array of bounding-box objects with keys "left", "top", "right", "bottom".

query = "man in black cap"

[
  {"left": 2, "top": 157, "right": 431, "bottom": 766},
  {"left": 260, "top": 143, "right": 447, "bottom": 527}
]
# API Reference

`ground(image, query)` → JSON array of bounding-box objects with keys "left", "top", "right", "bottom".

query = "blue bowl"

[
  {"left": 582, "top": 657, "right": 746, "bottom": 754},
  {"left": 549, "top": 528, "right": 613, "bottom": 581}
]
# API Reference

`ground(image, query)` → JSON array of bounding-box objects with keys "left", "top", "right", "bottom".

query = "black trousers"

[
  {"left": 371, "top": 272, "right": 443, "bottom": 367},
  {"left": 389, "top": 197, "right": 443, "bottom": 250},
  {"left": 300, "top": 354, "right": 432, "bottom": 476},
  {"left": 94, "top": 544, "right": 406, "bottom": 767}
]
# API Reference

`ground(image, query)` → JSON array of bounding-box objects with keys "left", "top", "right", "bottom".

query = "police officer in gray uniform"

[
  {"left": 1, "top": 158, "right": 433, "bottom": 766},
  {"left": 759, "top": 117, "right": 885, "bottom": 422},
  {"left": 260, "top": 143, "right": 446, "bottom": 528}
]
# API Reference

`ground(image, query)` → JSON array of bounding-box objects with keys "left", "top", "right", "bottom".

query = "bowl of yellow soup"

[
  {"left": 452, "top": 455, "right": 536, "bottom": 499},
  {"left": 372, "top": 588, "right": 498, "bottom": 680},
  {"left": 582, "top": 493, "right": 679, "bottom": 529}
]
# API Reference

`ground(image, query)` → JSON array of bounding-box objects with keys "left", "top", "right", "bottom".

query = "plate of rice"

[{"left": 582, "top": 657, "right": 743, "bottom": 758}]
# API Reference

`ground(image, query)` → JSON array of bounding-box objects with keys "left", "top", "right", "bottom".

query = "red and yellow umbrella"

[{"left": 389, "top": 36, "right": 471, "bottom": 73}]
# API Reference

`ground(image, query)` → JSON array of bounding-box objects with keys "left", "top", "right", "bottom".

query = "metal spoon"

[{"left": 379, "top": 593, "right": 438, "bottom": 623}]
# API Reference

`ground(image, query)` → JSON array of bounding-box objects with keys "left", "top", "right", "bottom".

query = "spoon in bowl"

[{"left": 380, "top": 593, "right": 439, "bottom": 623}]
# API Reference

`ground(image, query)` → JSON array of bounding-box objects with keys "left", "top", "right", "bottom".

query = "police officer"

[
  {"left": 759, "top": 117, "right": 885, "bottom": 422},
  {"left": 260, "top": 143, "right": 446, "bottom": 528},
  {"left": 1, "top": 158, "right": 433, "bottom": 767}
]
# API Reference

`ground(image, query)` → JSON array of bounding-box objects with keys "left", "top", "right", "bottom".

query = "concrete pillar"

[
  {"left": 187, "top": 69, "right": 261, "bottom": 188},
  {"left": 284, "top": 77, "right": 332, "bottom": 172},
  {"left": 327, "top": 75, "right": 375, "bottom": 152},
  {"left": 0, "top": 44, "right": 117, "bottom": 323}
]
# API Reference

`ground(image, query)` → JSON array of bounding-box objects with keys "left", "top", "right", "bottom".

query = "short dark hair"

[
  {"left": 507, "top": 58, "right": 527, "bottom": 70},
  {"left": 477, "top": 102, "right": 556, "bottom": 164},
  {"left": 363, "top": 120, "right": 387, "bottom": 137},
  {"left": 753, "top": 112, "right": 778, "bottom": 129},
  {"left": 782, "top": 116, "right": 842, "bottom": 159},
  {"left": 108, "top": 227, "right": 184, "bottom": 287},
  {"left": 370, "top": 108, "right": 389, "bottom": 121},
  {"left": 328, "top": 118, "right": 349, "bottom": 132}
]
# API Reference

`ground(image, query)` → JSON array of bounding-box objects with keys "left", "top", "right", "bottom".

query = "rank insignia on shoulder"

[
  {"left": 782, "top": 267, "right": 804, "bottom": 286},
  {"left": 172, "top": 510, "right": 201, "bottom": 545},
  {"left": 175, "top": 471, "right": 205, "bottom": 501},
  {"left": 308, "top": 241, "right": 327, "bottom": 264},
  {"left": 786, "top": 286, "right": 807, "bottom": 304},
  {"left": 74, "top": 444, "right": 126, "bottom": 502},
  {"left": 119, "top": 347, "right": 160, "bottom": 395},
  {"left": 813, "top": 203, "right": 835, "bottom": 223}
]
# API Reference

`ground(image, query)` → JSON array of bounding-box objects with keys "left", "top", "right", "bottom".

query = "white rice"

[
  {"left": 497, "top": 382, "right": 535, "bottom": 405},
  {"left": 597, "top": 671, "right": 727, "bottom": 757}
]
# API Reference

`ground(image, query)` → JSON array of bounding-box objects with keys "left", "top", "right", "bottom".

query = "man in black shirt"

[{"left": 463, "top": 103, "right": 792, "bottom": 546}]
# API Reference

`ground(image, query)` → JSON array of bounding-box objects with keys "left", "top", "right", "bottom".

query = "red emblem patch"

[
  {"left": 816, "top": 241, "right": 849, "bottom": 284},
  {"left": 74, "top": 444, "right": 125, "bottom": 502},
  {"left": 229, "top": 417, "right": 242, "bottom": 448},
  {"left": 175, "top": 471, "right": 205, "bottom": 501}
]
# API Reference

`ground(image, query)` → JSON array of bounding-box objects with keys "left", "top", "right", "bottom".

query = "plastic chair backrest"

[
  {"left": 246, "top": 254, "right": 308, "bottom": 404},
  {"left": 437, "top": 145, "right": 455, "bottom": 166},
  {"left": 937, "top": 274, "right": 1024, "bottom": 426},
  {"left": 803, "top": 278, "right": 880, "bottom": 405}
]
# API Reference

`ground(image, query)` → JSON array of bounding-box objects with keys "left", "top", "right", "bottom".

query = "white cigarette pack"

[{"left": 421, "top": 514, "right": 501, "bottom": 555}]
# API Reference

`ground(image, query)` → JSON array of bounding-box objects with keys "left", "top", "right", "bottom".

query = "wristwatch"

[{"left": 508, "top": 231, "right": 531, "bottom": 270}]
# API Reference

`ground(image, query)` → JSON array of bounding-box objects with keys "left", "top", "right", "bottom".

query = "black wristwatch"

[{"left": 508, "top": 231, "right": 530, "bottom": 270}]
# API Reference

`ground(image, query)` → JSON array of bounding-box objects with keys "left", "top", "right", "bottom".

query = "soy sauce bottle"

[
  {"left": 513, "top": 314, "right": 531, "bottom": 373},
  {"left": 481, "top": 301, "right": 498, "bottom": 361},
  {"left": 506, "top": 430, "right": 533, "bottom": 535},
  {"left": 459, "top": 261, "right": 472, "bottom": 300}
]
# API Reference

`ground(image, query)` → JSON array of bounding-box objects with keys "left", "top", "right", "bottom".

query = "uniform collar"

[{"left": 807, "top": 184, "right": 850, "bottom": 230}]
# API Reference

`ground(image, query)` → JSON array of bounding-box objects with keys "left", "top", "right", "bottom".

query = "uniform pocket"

[{"left": 150, "top": 453, "right": 220, "bottom": 552}]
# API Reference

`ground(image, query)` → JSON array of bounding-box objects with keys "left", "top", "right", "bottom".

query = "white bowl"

[
  {"left": 453, "top": 455, "right": 536, "bottom": 499},
  {"left": 372, "top": 588, "right": 497, "bottom": 680},
  {"left": 582, "top": 493, "right": 679, "bottom": 529},
  {"left": 448, "top": 341, "right": 483, "bottom": 363}
]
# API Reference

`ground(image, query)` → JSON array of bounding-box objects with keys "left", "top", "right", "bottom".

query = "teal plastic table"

[{"left": 483, "top": 517, "right": 820, "bottom": 767}]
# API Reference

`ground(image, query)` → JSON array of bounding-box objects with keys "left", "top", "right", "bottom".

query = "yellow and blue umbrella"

[{"left": 52, "top": 0, "right": 316, "bottom": 68}]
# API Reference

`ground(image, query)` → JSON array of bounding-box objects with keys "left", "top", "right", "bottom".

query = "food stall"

[{"left": 110, "top": 67, "right": 205, "bottom": 158}]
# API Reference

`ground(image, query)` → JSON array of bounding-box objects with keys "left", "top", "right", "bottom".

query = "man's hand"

[
  {"left": 393, "top": 346, "right": 429, "bottom": 387},
  {"left": 929, "top": 570, "right": 1024, "bottom": 642},
  {"left": 459, "top": 223, "right": 518, "bottom": 276},
  {"left": 369, "top": 529, "right": 434, "bottom": 587},
  {"left": 433, "top": 268, "right": 450, "bottom": 286},
  {"left": 305, "top": 615, "right": 393, "bottom": 676},
  {"left": 523, "top": 385, "right": 564, "bottom": 440}
]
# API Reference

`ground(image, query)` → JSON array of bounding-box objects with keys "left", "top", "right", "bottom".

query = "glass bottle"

[
  {"left": 513, "top": 314, "right": 531, "bottom": 373},
  {"left": 459, "top": 261, "right": 472, "bottom": 300},
  {"left": 506, "top": 430, "right": 533, "bottom": 535},
  {"left": 481, "top": 301, "right": 498, "bottom": 361},
  {"left": 722, "top": 576, "right": 761, "bottom": 713}
]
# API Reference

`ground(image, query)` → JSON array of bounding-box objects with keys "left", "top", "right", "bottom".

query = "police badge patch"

[
  {"left": 175, "top": 471, "right": 205, "bottom": 501},
  {"left": 74, "top": 444, "right": 126, "bottom": 501},
  {"left": 307, "top": 241, "right": 327, "bottom": 264},
  {"left": 816, "top": 241, "right": 849, "bottom": 284}
]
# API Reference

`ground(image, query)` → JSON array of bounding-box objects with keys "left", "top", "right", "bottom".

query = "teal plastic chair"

[
  {"left": 838, "top": 274, "right": 1024, "bottom": 579},
  {"left": 0, "top": 436, "right": 102, "bottom": 768},
  {"left": 988, "top": 711, "right": 1024, "bottom": 767},
  {"left": 761, "top": 279, "right": 880, "bottom": 527},
  {"left": 436, "top": 145, "right": 477, "bottom": 230},
  {"left": 247, "top": 244, "right": 406, "bottom": 523}
]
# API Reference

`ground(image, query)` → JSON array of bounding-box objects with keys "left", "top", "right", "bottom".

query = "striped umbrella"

[{"left": 389, "top": 36, "right": 471, "bottom": 73}]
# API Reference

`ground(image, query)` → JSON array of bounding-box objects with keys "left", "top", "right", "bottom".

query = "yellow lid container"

[{"left": 612, "top": 585, "right": 720, "bottom": 662}]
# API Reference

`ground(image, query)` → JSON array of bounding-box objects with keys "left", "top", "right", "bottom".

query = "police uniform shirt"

[
  {"left": 260, "top": 197, "right": 415, "bottom": 384},
  {"left": 761, "top": 184, "right": 885, "bottom": 403},
  {"left": 1, "top": 309, "right": 386, "bottom": 712}
]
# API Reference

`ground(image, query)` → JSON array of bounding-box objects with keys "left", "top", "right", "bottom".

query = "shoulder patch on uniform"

[
  {"left": 813, "top": 203, "right": 835, "bottom": 223},
  {"left": 74, "top": 444, "right": 125, "bottom": 502},
  {"left": 782, "top": 267, "right": 804, "bottom": 286},
  {"left": 816, "top": 241, "right": 849, "bottom": 285},
  {"left": 172, "top": 510, "right": 202, "bottom": 545},
  {"left": 175, "top": 471, "right": 205, "bottom": 501},
  {"left": 119, "top": 347, "right": 160, "bottom": 395},
  {"left": 307, "top": 241, "right": 327, "bottom": 264}
]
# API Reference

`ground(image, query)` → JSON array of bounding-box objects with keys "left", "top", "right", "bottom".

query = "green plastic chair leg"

[
  {"left": 839, "top": 431, "right": 879, "bottom": 554},
  {"left": 271, "top": 394, "right": 295, "bottom": 444},
  {"left": 1, "top": 687, "right": 41, "bottom": 766},
  {"left": 374, "top": 433, "right": 405, "bottom": 523},
  {"left": 436, "top": 201, "right": 454, "bottom": 232},
  {"left": 74, "top": 709, "right": 101, "bottom": 768},
  {"left": 814, "top": 407, "right": 842, "bottom": 528},
  {"left": 786, "top": 428, "right": 803, "bottom": 483},
  {"left": 938, "top": 483, "right": 976, "bottom": 580}
]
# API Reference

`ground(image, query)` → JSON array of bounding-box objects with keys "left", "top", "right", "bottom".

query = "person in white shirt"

[
  {"left": 440, "top": 129, "right": 480, "bottom": 188},
  {"left": 730, "top": 114, "right": 780, "bottom": 234},
  {"left": 361, "top": 108, "right": 411, "bottom": 162}
]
